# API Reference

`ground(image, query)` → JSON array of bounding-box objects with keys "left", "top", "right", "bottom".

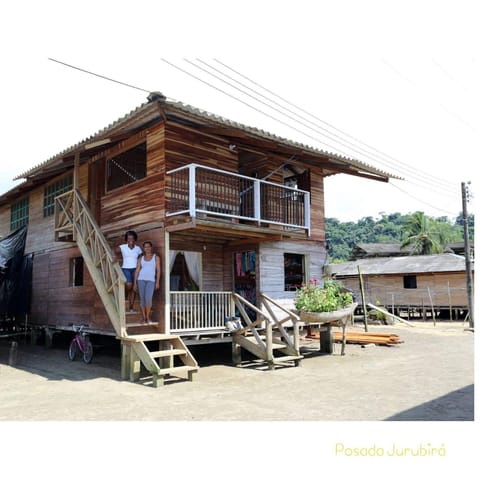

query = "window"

[
  {"left": 403, "top": 275, "right": 417, "bottom": 289},
  {"left": 43, "top": 174, "right": 73, "bottom": 217},
  {"left": 71, "top": 257, "right": 84, "bottom": 287},
  {"left": 106, "top": 142, "right": 147, "bottom": 191},
  {"left": 11, "top": 197, "right": 29, "bottom": 230},
  {"left": 284, "top": 253, "right": 305, "bottom": 291}
]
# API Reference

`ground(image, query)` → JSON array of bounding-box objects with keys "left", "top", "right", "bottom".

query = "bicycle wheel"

[
  {"left": 83, "top": 338, "right": 93, "bottom": 364},
  {"left": 68, "top": 339, "right": 78, "bottom": 361}
]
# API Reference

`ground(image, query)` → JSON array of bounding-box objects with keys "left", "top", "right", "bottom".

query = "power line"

[
  {"left": 164, "top": 59, "right": 459, "bottom": 203},
  {"left": 213, "top": 58, "right": 459, "bottom": 192},
  {"left": 161, "top": 58, "right": 359, "bottom": 158},
  {"left": 389, "top": 182, "right": 459, "bottom": 216},
  {"left": 185, "top": 59, "right": 390, "bottom": 162},
  {"left": 183, "top": 59, "right": 458, "bottom": 197},
  {"left": 48, "top": 58, "right": 151, "bottom": 94},
  {"left": 194, "top": 59, "right": 390, "bottom": 166}
]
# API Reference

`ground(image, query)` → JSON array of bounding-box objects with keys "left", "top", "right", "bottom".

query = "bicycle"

[{"left": 68, "top": 325, "right": 93, "bottom": 364}]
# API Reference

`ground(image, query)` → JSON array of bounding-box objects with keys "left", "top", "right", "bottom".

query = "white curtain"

[
  {"left": 169, "top": 250, "right": 201, "bottom": 289},
  {"left": 169, "top": 251, "right": 178, "bottom": 273},
  {"left": 184, "top": 251, "right": 201, "bottom": 287}
]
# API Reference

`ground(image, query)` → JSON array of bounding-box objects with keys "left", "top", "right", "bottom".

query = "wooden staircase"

[
  {"left": 54, "top": 189, "right": 198, "bottom": 386},
  {"left": 231, "top": 292, "right": 303, "bottom": 369},
  {"left": 121, "top": 334, "right": 197, "bottom": 387}
]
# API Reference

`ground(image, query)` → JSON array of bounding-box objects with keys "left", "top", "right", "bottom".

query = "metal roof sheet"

[{"left": 330, "top": 253, "right": 472, "bottom": 276}]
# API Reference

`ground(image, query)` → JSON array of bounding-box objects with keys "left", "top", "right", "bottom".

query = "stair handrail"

[
  {"left": 54, "top": 190, "right": 75, "bottom": 238},
  {"left": 54, "top": 189, "right": 127, "bottom": 337},
  {"left": 232, "top": 292, "right": 270, "bottom": 335},
  {"left": 259, "top": 293, "right": 301, "bottom": 353}
]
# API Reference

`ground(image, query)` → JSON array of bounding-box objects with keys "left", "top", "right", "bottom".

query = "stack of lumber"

[{"left": 307, "top": 331, "right": 403, "bottom": 346}]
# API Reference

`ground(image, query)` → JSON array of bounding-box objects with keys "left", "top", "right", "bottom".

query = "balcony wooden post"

[
  {"left": 164, "top": 230, "right": 171, "bottom": 334},
  {"left": 253, "top": 179, "right": 261, "bottom": 221},
  {"left": 188, "top": 164, "right": 196, "bottom": 218},
  {"left": 304, "top": 191, "right": 311, "bottom": 235}
]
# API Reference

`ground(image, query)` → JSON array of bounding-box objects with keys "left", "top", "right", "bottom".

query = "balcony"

[{"left": 166, "top": 164, "right": 310, "bottom": 234}]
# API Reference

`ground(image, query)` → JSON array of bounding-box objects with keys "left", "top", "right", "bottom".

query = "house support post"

[
  {"left": 232, "top": 338, "right": 242, "bottom": 366},
  {"left": 266, "top": 321, "right": 274, "bottom": 370},
  {"left": 44, "top": 327, "right": 54, "bottom": 349},
  {"left": 121, "top": 342, "right": 141, "bottom": 382},
  {"left": 320, "top": 326, "right": 333, "bottom": 354},
  {"left": 121, "top": 343, "right": 131, "bottom": 380}
]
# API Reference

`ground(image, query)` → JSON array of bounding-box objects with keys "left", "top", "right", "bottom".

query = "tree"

[
  {"left": 325, "top": 211, "right": 474, "bottom": 261},
  {"left": 401, "top": 212, "right": 446, "bottom": 254}
]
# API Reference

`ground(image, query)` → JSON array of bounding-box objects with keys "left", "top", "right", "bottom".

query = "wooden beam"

[
  {"left": 73, "top": 152, "right": 80, "bottom": 191},
  {"left": 367, "top": 303, "right": 415, "bottom": 327}
]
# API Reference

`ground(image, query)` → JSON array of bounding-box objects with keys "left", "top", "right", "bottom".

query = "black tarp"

[{"left": 0, "top": 226, "right": 32, "bottom": 315}]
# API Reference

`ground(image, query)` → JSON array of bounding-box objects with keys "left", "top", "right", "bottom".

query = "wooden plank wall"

[
  {"left": 308, "top": 167, "right": 326, "bottom": 241},
  {"left": 169, "top": 235, "right": 229, "bottom": 291},
  {"left": 338, "top": 272, "right": 470, "bottom": 308},
  {"left": 29, "top": 246, "right": 115, "bottom": 331},
  {"left": 100, "top": 123, "right": 166, "bottom": 235},
  {"left": 258, "top": 240, "right": 327, "bottom": 299},
  {"left": 165, "top": 122, "right": 238, "bottom": 172}
]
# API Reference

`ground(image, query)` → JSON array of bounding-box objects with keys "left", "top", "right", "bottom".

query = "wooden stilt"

[{"left": 232, "top": 339, "right": 242, "bottom": 366}]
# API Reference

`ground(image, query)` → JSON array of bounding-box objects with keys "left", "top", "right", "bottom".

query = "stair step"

[
  {"left": 158, "top": 365, "right": 198, "bottom": 376},
  {"left": 150, "top": 349, "right": 186, "bottom": 358},
  {"left": 122, "top": 333, "right": 181, "bottom": 342},
  {"left": 241, "top": 336, "right": 287, "bottom": 350},
  {"left": 126, "top": 321, "right": 159, "bottom": 327},
  {"left": 272, "top": 355, "right": 303, "bottom": 363}
]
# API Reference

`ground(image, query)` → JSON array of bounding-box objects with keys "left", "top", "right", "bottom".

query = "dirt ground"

[{"left": 0, "top": 320, "right": 474, "bottom": 421}]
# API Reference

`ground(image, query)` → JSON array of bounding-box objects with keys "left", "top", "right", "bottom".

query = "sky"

[{"left": 1, "top": 0, "right": 478, "bottom": 476}]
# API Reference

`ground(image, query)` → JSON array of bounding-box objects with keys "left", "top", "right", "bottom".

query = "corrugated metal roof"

[
  {"left": 353, "top": 243, "right": 413, "bottom": 256},
  {"left": 13, "top": 101, "right": 160, "bottom": 181},
  {"left": 330, "top": 253, "right": 472, "bottom": 276},
  {"left": 1, "top": 95, "right": 402, "bottom": 205}
]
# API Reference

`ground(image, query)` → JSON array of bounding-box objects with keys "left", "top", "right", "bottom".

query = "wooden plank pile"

[{"left": 307, "top": 331, "right": 403, "bottom": 346}]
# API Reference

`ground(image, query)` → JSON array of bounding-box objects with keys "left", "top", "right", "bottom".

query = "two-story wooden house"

[{"left": 0, "top": 92, "right": 398, "bottom": 384}]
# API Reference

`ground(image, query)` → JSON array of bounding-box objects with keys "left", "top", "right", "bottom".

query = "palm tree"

[{"left": 401, "top": 212, "right": 446, "bottom": 255}]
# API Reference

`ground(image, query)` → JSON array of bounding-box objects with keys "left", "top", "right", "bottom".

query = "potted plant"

[{"left": 294, "top": 278, "right": 356, "bottom": 323}]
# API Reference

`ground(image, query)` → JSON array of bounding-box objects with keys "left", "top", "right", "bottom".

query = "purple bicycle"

[{"left": 68, "top": 325, "right": 93, "bottom": 364}]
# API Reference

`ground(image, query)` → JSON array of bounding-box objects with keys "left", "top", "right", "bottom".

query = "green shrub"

[{"left": 294, "top": 279, "right": 353, "bottom": 313}]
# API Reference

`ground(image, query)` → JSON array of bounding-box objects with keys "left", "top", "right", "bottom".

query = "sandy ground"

[{"left": 0, "top": 321, "right": 474, "bottom": 421}]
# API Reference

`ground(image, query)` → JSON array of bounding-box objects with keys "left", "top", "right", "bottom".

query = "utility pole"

[{"left": 461, "top": 182, "right": 474, "bottom": 329}]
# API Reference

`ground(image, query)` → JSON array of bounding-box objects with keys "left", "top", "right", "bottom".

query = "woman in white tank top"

[{"left": 133, "top": 241, "right": 161, "bottom": 323}]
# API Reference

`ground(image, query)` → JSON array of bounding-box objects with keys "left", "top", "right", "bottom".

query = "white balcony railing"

[{"left": 166, "top": 164, "right": 310, "bottom": 233}]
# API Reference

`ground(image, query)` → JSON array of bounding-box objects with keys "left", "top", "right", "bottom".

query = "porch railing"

[
  {"left": 170, "top": 291, "right": 235, "bottom": 331},
  {"left": 166, "top": 163, "right": 310, "bottom": 233}
]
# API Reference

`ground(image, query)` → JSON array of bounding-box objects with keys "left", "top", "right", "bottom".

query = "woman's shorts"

[{"left": 122, "top": 268, "right": 136, "bottom": 284}]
